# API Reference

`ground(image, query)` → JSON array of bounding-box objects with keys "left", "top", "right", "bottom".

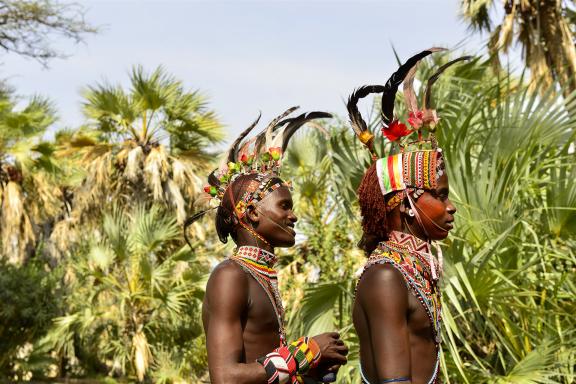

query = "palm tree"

[
  {"left": 51, "top": 66, "right": 224, "bottom": 256},
  {"left": 460, "top": 0, "right": 576, "bottom": 95},
  {"left": 44, "top": 204, "right": 209, "bottom": 382},
  {"left": 0, "top": 85, "right": 62, "bottom": 264},
  {"left": 286, "top": 54, "right": 576, "bottom": 383}
]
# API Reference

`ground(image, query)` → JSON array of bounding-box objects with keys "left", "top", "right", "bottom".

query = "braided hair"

[{"left": 357, "top": 162, "right": 399, "bottom": 255}]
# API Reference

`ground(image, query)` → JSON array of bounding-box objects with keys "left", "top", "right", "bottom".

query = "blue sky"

[{"left": 2, "top": 0, "right": 486, "bottom": 142}]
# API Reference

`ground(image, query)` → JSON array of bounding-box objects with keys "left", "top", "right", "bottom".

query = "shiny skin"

[
  {"left": 203, "top": 186, "right": 348, "bottom": 384},
  {"left": 353, "top": 174, "right": 456, "bottom": 384}
]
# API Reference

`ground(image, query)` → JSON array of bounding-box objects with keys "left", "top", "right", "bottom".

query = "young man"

[
  {"left": 346, "top": 50, "right": 469, "bottom": 384},
  {"left": 186, "top": 108, "right": 348, "bottom": 384}
]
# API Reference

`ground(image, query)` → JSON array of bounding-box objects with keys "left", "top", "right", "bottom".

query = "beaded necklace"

[
  {"left": 357, "top": 231, "right": 443, "bottom": 384},
  {"left": 229, "top": 245, "right": 287, "bottom": 346}
]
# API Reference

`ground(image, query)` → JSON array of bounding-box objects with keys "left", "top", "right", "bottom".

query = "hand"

[
  {"left": 311, "top": 332, "right": 348, "bottom": 366},
  {"left": 306, "top": 363, "right": 341, "bottom": 383}
]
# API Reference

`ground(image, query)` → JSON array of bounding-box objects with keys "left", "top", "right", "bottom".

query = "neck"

[
  {"left": 236, "top": 226, "right": 274, "bottom": 253},
  {"left": 235, "top": 234, "right": 274, "bottom": 253},
  {"left": 387, "top": 208, "right": 430, "bottom": 242}
]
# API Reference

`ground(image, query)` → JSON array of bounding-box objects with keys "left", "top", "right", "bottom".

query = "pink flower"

[
  {"left": 407, "top": 110, "right": 424, "bottom": 129},
  {"left": 382, "top": 120, "right": 413, "bottom": 142}
]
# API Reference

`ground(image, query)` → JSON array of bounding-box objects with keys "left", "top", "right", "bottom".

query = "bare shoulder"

[
  {"left": 357, "top": 263, "right": 408, "bottom": 306},
  {"left": 209, "top": 259, "right": 248, "bottom": 282},
  {"left": 205, "top": 259, "right": 249, "bottom": 306}
]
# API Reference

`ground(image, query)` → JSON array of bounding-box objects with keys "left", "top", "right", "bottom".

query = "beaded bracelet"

[{"left": 257, "top": 337, "right": 321, "bottom": 384}]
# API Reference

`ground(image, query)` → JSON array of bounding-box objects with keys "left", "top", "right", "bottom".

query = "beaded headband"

[
  {"left": 376, "top": 150, "right": 445, "bottom": 211},
  {"left": 228, "top": 174, "right": 289, "bottom": 219},
  {"left": 184, "top": 107, "right": 331, "bottom": 245},
  {"left": 347, "top": 48, "right": 471, "bottom": 210}
]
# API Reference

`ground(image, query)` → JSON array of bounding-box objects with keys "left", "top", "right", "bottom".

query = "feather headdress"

[
  {"left": 347, "top": 48, "right": 471, "bottom": 154},
  {"left": 348, "top": 48, "right": 471, "bottom": 214},
  {"left": 205, "top": 106, "right": 332, "bottom": 199},
  {"left": 184, "top": 107, "right": 331, "bottom": 246}
]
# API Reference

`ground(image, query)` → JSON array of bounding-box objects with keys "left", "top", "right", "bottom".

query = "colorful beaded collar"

[
  {"left": 366, "top": 232, "right": 443, "bottom": 344},
  {"left": 386, "top": 230, "right": 431, "bottom": 254},
  {"left": 234, "top": 245, "right": 278, "bottom": 267},
  {"left": 230, "top": 246, "right": 286, "bottom": 345}
]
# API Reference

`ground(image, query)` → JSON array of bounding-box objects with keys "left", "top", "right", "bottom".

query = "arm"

[
  {"left": 204, "top": 261, "right": 268, "bottom": 384},
  {"left": 358, "top": 264, "right": 412, "bottom": 384}
]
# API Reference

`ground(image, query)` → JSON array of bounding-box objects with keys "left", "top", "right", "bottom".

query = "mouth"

[
  {"left": 445, "top": 221, "right": 454, "bottom": 230},
  {"left": 286, "top": 224, "right": 296, "bottom": 235}
]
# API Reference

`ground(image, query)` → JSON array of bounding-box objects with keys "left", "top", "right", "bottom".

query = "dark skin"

[
  {"left": 353, "top": 174, "right": 456, "bottom": 384},
  {"left": 203, "top": 186, "right": 348, "bottom": 384}
]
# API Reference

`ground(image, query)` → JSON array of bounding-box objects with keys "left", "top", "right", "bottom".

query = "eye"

[{"left": 432, "top": 189, "right": 449, "bottom": 201}]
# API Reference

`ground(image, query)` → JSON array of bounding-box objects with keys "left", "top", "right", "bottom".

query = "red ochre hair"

[{"left": 357, "top": 162, "right": 398, "bottom": 254}]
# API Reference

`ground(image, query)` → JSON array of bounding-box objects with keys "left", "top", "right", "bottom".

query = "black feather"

[
  {"left": 424, "top": 56, "right": 473, "bottom": 109},
  {"left": 381, "top": 49, "right": 437, "bottom": 125},
  {"left": 226, "top": 112, "right": 261, "bottom": 163},
  {"left": 252, "top": 107, "right": 299, "bottom": 157},
  {"left": 183, "top": 207, "right": 216, "bottom": 249},
  {"left": 280, "top": 111, "right": 332, "bottom": 152},
  {"left": 208, "top": 170, "right": 220, "bottom": 187},
  {"left": 347, "top": 85, "right": 386, "bottom": 136}
]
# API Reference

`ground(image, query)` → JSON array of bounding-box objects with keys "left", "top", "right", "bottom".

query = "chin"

[
  {"left": 430, "top": 229, "right": 450, "bottom": 241},
  {"left": 274, "top": 236, "right": 296, "bottom": 248}
]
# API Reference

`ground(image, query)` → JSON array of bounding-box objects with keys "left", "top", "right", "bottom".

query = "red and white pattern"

[
  {"left": 388, "top": 230, "right": 430, "bottom": 253},
  {"left": 235, "top": 245, "right": 278, "bottom": 267}
]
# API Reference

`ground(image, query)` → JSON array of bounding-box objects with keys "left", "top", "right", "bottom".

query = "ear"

[
  {"left": 245, "top": 203, "right": 260, "bottom": 224},
  {"left": 399, "top": 197, "right": 415, "bottom": 221}
]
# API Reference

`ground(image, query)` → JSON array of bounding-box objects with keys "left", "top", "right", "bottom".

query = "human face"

[
  {"left": 412, "top": 173, "right": 456, "bottom": 240},
  {"left": 252, "top": 186, "right": 298, "bottom": 248}
]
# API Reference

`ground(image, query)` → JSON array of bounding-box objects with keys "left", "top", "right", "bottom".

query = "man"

[
  {"left": 186, "top": 108, "right": 348, "bottom": 384},
  {"left": 346, "top": 50, "right": 469, "bottom": 384}
]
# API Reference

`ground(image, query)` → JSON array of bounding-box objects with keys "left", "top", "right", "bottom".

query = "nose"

[
  {"left": 289, "top": 210, "right": 298, "bottom": 223},
  {"left": 446, "top": 199, "right": 456, "bottom": 215}
]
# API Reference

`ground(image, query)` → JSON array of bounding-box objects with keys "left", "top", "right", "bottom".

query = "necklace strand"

[{"left": 230, "top": 246, "right": 286, "bottom": 345}]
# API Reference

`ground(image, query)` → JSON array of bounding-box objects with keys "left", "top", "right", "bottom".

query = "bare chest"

[
  {"left": 242, "top": 277, "right": 282, "bottom": 361},
  {"left": 407, "top": 291, "right": 436, "bottom": 340}
]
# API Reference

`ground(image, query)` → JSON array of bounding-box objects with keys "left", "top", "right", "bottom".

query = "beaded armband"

[{"left": 256, "top": 337, "right": 321, "bottom": 384}]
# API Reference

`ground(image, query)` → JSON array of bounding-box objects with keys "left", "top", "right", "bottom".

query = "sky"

[{"left": 2, "top": 0, "right": 488, "bottom": 143}]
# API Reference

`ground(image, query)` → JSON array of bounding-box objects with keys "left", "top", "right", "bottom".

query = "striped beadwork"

[
  {"left": 257, "top": 337, "right": 321, "bottom": 384},
  {"left": 375, "top": 149, "right": 442, "bottom": 211}
]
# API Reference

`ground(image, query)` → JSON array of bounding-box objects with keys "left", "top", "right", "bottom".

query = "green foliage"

[
  {"left": 81, "top": 65, "right": 224, "bottom": 154},
  {"left": 42, "top": 204, "right": 209, "bottom": 381},
  {"left": 0, "top": 84, "right": 62, "bottom": 264},
  {"left": 0, "top": 259, "right": 61, "bottom": 379},
  {"left": 286, "top": 54, "right": 576, "bottom": 383},
  {"left": 279, "top": 128, "right": 365, "bottom": 381}
]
